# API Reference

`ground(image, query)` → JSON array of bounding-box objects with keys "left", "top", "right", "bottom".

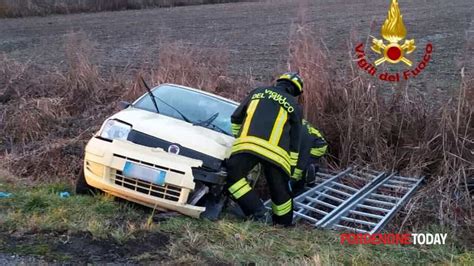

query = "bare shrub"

[
  {"left": 1, "top": 97, "right": 67, "bottom": 147},
  {"left": 125, "top": 41, "right": 250, "bottom": 102},
  {"left": 4, "top": 138, "right": 85, "bottom": 182},
  {"left": 287, "top": 22, "right": 473, "bottom": 237}
]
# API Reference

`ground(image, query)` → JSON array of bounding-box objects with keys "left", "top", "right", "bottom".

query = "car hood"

[{"left": 110, "top": 107, "right": 234, "bottom": 160}]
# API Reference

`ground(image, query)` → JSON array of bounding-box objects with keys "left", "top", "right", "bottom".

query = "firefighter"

[
  {"left": 226, "top": 72, "right": 303, "bottom": 226},
  {"left": 290, "top": 119, "right": 328, "bottom": 195}
]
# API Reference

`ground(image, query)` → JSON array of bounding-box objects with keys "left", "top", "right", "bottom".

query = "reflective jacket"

[
  {"left": 230, "top": 85, "right": 302, "bottom": 175},
  {"left": 292, "top": 120, "right": 328, "bottom": 180}
]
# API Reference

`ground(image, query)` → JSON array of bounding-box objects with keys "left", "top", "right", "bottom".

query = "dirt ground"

[
  {"left": 0, "top": 0, "right": 472, "bottom": 94},
  {"left": 0, "top": 230, "right": 171, "bottom": 263}
]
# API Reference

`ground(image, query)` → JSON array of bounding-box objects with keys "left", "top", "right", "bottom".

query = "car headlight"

[{"left": 99, "top": 120, "right": 131, "bottom": 141}]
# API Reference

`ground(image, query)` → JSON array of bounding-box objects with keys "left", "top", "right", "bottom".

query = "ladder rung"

[
  {"left": 349, "top": 210, "right": 384, "bottom": 220},
  {"left": 371, "top": 193, "right": 401, "bottom": 202},
  {"left": 341, "top": 216, "right": 377, "bottom": 227},
  {"left": 333, "top": 224, "right": 368, "bottom": 233},
  {"left": 395, "top": 176, "right": 419, "bottom": 182},
  {"left": 316, "top": 172, "right": 336, "bottom": 178},
  {"left": 325, "top": 187, "right": 352, "bottom": 197},
  {"left": 294, "top": 211, "right": 319, "bottom": 223},
  {"left": 332, "top": 182, "right": 358, "bottom": 192},
  {"left": 306, "top": 197, "right": 337, "bottom": 209},
  {"left": 357, "top": 203, "right": 391, "bottom": 213},
  {"left": 387, "top": 179, "right": 413, "bottom": 186},
  {"left": 364, "top": 198, "right": 396, "bottom": 207},
  {"left": 312, "top": 191, "right": 344, "bottom": 203},
  {"left": 295, "top": 202, "right": 328, "bottom": 216},
  {"left": 383, "top": 184, "right": 409, "bottom": 190}
]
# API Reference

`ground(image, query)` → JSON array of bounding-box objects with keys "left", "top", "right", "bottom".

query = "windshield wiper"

[
  {"left": 140, "top": 77, "right": 193, "bottom": 124},
  {"left": 193, "top": 112, "right": 219, "bottom": 127},
  {"left": 193, "top": 112, "right": 230, "bottom": 135},
  {"left": 153, "top": 95, "right": 194, "bottom": 124},
  {"left": 140, "top": 76, "right": 160, "bottom": 113},
  {"left": 207, "top": 122, "right": 229, "bottom": 135}
]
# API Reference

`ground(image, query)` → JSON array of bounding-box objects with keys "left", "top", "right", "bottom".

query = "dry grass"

[
  {"left": 287, "top": 22, "right": 473, "bottom": 240},
  {"left": 0, "top": 0, "right": 252, "bottom": 18}
]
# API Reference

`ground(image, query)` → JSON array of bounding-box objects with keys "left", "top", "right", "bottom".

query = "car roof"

[{"left": 157, "top": 83, "right": 239, "bottom": 106}]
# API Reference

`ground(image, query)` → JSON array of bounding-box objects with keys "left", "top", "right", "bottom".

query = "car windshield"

[{"left": 133, "top": 84, "right": 237, "bottom": 136}]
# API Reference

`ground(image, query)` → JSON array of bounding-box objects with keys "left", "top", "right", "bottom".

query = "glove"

[{"left": 291, "top": 168, "right": 303, "bottom": 181}]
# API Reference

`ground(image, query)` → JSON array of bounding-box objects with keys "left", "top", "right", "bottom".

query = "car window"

[{"left": 133, "top": 85, "right": 237, "bottom": 136}]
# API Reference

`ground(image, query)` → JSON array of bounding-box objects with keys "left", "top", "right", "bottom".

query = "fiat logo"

[{"left": 168, "top": 144, "right": 180, "bottom": 155}]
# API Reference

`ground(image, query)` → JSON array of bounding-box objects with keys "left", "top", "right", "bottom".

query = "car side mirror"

[{"left": 118, "top": 101, "right": 131, "bottom": 110}]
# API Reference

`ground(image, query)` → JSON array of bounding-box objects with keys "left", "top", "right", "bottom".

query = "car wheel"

[{"left": 75, "top": 169, "right": 97, "bottom": 195}]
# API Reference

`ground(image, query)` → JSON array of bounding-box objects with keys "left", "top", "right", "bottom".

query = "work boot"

[
  {"left": 234, "top": 189, "right": 265, "bottom": 216},
  {"left": 272, "top": 211, "right": 294, "bottom": 227},
  {"left": 249, "top": 206, "right": 272, "bottom": 224}
]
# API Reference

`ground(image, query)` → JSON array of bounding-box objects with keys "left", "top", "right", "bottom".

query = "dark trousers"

[{"left": 226, "top": 153, "right": 293, "bottom": 226}]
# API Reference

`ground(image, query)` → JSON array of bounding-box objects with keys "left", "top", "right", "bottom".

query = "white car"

[{"left": 77, "top": 83, "right": 241, "bottom": 218}]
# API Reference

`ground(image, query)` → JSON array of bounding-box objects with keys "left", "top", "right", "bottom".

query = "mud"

[{"left": 0, "top": 230, "right": 170, "bottom": 263}]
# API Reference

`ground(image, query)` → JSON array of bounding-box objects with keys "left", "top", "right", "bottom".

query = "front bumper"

[{"left": 84, "top": 137, "right": 206, "bottom": 218}]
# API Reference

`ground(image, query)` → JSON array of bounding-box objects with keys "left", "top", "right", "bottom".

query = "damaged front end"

[{"left": 84, "top": 129, "right": 232, "bottom": 219}]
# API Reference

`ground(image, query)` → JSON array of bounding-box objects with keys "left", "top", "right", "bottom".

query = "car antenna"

[{"left": 140, "top": 76, "right": 160, "bottom": 113}]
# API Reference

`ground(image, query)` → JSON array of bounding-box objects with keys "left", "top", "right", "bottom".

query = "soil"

[
  {"left": 0, "top": 0, "right": 472, "bottom": 94},
  {"left": 0, "top": 230, "right": 170, "bottom": 263}
]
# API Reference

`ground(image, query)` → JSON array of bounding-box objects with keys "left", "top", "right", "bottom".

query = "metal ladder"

[
  {"left": 320, "top": 173, "right": 423, "bottom": 233},
  {"left": 264, "top": 167, "right": 423, "bottom": 233}
]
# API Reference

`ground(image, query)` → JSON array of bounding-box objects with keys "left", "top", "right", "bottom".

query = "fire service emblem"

[{"left": 355, "top": 0, "right": 433, "bottom": 82}]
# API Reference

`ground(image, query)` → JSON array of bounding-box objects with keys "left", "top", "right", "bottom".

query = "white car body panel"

[{"left": 110, "top": 107, "right": 235, "bottom": 160}]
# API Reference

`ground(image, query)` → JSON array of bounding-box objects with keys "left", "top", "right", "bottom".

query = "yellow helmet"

[{"left": 277, "top": 72, "right": 304, "bottom": 95}]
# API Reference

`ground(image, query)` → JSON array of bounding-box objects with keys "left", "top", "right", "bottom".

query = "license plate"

[{"left": 123, "top": 162, "right": 166, "bottom": 186}]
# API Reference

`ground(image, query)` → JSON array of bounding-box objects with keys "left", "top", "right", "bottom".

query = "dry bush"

[
  {"left": 287, "top": 22, "right": 473, "bottom": 237},
  {"left": 124, "top": 41, "right": 251, "bottom": 102},
  {"left": 0, "top": 32, "right": 126, "bottom": 181},
  {"left": 3, "top": 138, "right": 85, "bottom": 182},
  {"left": 61, "top": 32, "right": 117, "bottom": 115},
  {"left": 1, "top": 97, "right": 67, "bottom": 147}
]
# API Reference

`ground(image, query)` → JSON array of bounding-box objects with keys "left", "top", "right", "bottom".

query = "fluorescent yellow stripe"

[
  {"left": 272, "top": 199, "right": 292, "bottom": 216},
  {"left": 228, "top": 178, "right": 248, "bottom": 194},
  {"left": 290, "top": 77, "right": 302, "bottom": 92},
  {"left": 231, "top": 143, "right": 291, "bottom": 174},
  {"left": 290, "top": 152, "right": 299, "bottom": 166},
  {"left": 240, "top": 99, "right": 259, "bottom": 137},
  {"left": 310, "top": 146, "right": 328, "bottom": 157},
  {"left": 233, "top": 136, "right": 291, "bottom": 162},
  {"left": 269, "top": 107, "right": 288, "bottom": 146},
  {"left": 232, "top": 184, "right": 252, "bottom": 199},
  {"left": 292, "top": 168, "right": 303, "bottom": 180},
  {"left": 309, "top": 127, "right": 324, "bottom": 139}
]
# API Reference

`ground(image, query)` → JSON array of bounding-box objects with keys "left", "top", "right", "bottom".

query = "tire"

[{"left": 75, "top": 169, "right": 97, "bottom": 195}]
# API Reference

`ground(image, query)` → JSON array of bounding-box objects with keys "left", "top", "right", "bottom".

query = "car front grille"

[{"left": 113, "top": 170, "right": 182, "bottom": 202}]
